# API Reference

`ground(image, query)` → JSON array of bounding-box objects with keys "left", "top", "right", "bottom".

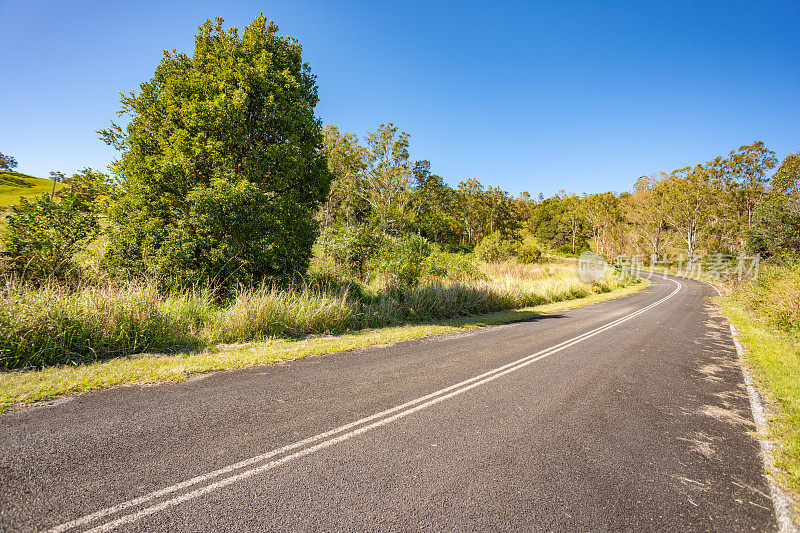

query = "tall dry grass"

[
  {"left": 0, "top": 263, "right": 637, "bottom": 370},
  {"left": 732, "top": 260, "right": 800, "bottom": 335},
  {"left": 0, "top": 281, "right": 203, "bottom": 369}
]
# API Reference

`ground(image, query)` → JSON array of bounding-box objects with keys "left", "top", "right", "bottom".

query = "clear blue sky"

[{"left": 1, "top": 0, "right": 798, "bottom": 196}]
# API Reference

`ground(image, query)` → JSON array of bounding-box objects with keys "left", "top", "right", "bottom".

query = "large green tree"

[
  {"left": 772, "top": 152, "right": 800, "bottom": 195},
  {"left": 627, "top": 173, "right": 671, "bottom": 259},
  {"left": 747, "top": 152, "right": 800, "bottom": 256},
  {"left": 709, "top": 141, "right": 778, "bottom": 251},
  {"left": 579, "top": 192, "right": 621, "bottom": 257},
  {"left": 101, "top": 15, "right": 330, "bottom": 289},
  {"left": 320, "top": 124, "right": 368, "bottom": 228},
  {"left": 410, "top": 160, "right": 459, "bottom": 244}
]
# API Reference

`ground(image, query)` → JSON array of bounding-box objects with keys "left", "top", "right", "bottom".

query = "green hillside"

[{"left": 0, "top": 171, "right": 64, "bottom": 209}]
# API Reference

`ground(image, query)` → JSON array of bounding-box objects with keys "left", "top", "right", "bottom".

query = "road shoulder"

[{"left": 720, "top": 296, "right": 800, "bottom": 530}]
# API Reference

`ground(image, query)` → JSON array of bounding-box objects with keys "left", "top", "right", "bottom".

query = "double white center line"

[{"left": 48, "top": 277, "right": 682, "bottom": 533}]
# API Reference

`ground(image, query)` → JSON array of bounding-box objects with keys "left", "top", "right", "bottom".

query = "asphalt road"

[{"left": 0, "top": 274, "right": 779, "bottom": 532}]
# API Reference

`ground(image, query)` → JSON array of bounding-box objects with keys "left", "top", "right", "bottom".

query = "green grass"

[
  {"left": 0, "top": 171, "right": 64, "bottom": 209},
  {"left": 0, "top": 278, "right": 648, "bottom": 411},
  {"left": 720, "top": 297, "right": 800, "bottom": 501}
]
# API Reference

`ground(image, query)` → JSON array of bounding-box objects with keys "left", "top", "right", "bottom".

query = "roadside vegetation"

[
  {"left": 719, "top": 259, "right": 800, "bottom": 498},
  {"left": 0, "top": 270, "right": 644, "bottom": 411},
  {"left": 0, "top": 258, "right": 637, "bottom": 370}
]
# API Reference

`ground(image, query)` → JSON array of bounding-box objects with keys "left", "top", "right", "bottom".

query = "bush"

[
  {"left": 517, "top": 245, "right": 542, "bottom": 263},
  {"left": 373, "top": 234, "right": 433, "bottom": 287},
  {"left": 1, "top": 192, "right": 99, "bottom": 284},
  {"left": 474, "top": 232, "right": 518, "bottom": 263},
  {"left": 422, "top": 250, "right": 483, "bottom": 281},
  {"left": 738, "top": 260, "right": 800, "bottom": 335},
  {"left": 746, "top": 193, "right": 800, "bottom": 257},
  {"left": 319, "top": 224, "right": 383, "bottom": 280}
]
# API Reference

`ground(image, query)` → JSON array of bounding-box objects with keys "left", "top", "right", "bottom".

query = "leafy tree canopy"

[
  {"left": 100, "top": 15, "right": 331, "bottom": 289},
  {"left": 773, "top": 153, "right": 800, "bottom": 195}
]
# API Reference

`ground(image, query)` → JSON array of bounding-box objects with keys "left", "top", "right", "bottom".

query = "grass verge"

[
  {"left": 0, "top": 279, "right": 648, "bottom": 411},
  {"left": 720, "top": 297, "right": 800, "bottom": 501}
]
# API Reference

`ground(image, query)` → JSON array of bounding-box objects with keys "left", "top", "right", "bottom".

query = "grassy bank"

[
  {"left": 721, "top": 300, "right": 800, "bottom": 498},
  {"left": 0, "top": 274, "right": 646, "bottom": 411},
  {"left": 718, "top": 260, "right": 800, "bottom": 501},
  {"left": 0, "top": 171, "right": 63, "bottom": 209}
]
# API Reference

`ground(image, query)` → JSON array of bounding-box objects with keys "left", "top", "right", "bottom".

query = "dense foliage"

[
  {"left": 100, "top": 15, "right": 330, "bottom": 290},
  {"left": 1, "top": 169, "right": 108, "bottom": 283},
  {"left": 474, "top": 232, "right": 518, "bottom": 263}
]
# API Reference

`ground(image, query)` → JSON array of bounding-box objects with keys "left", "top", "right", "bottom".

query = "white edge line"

[
  {"left": 707, "top": 282, "right": 797, "bottom": 533},
  {"left": 49, "top": 276, "right": 680, "bottom": 533}
]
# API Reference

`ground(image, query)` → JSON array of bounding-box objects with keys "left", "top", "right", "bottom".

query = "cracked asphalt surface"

[{"left": 0, "top": 274, "right": 778, "bottom": 531}]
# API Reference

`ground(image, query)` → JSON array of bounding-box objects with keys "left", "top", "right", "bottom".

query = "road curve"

[{"left": 0, "top": 275, "right": 778, "bottom": 531}]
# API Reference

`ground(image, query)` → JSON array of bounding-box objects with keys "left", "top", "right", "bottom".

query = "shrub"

[
  {"left": 746, "top": 193, "right": 800, "bottom": 257},
  {"left": 373, "top": 234, "right": 433, "bottom": 287},
  {"left": 738, "top": 260, "right": 800, "bottom": 335},
  {"left": 517, "top": 245, "right": 542, "bottom": 263},
  {"left": 474, "top": 232, "right": 518, "bottom": 263},
  {"left": 1, "top": 192, "right": 99, "bottom": 284},
  {"left": 319, "top": 224, "right": 383, "bottom": 280},
  {"left": 422, "top": 250, "right": 483, "bottom": 281}
]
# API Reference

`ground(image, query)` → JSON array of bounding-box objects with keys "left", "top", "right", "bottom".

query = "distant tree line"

[{"left": 523, "top": 142, "right": 798, "bottom": 263}]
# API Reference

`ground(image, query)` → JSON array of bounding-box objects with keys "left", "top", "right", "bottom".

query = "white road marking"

[
  {"left": 47, "top": 277, "right": 682, "bottom": 533},
  {"left": 708, "top": 282, "right": 796, "bottom": 533}
]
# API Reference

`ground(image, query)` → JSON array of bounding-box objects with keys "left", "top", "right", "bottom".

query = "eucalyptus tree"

[
  {"left": 560, "top": 194, "right": 585, "bottom": 254},
  {"left": 627, "top": 173, "right": 671, "bottom": 260},
  {"left": 579, "top": 192, "right": 621, "bottom": 257},
  {"left": 709, "top": 141, "right": 778, "bottom": 251},
  {"left": 321, "top": 125, "right": 368, "bottom": 228},
  {"left": 484, "top": 185, "right": 519, "bottom": 241},
  {"left": 659, "top": 165, "right": 713, "bottom": 267},
  {"left": 411, "top": 160, "right": 458, "bottom": 244},
  {"left": 359, "top": 123, "right": 413, "bottom": 233},
  {"left": 456, "top": 178, "right": 485, "bottom": 245},
  {"left": 772, "top": 152, "right": 800, "bottom": 195},
  {"left": 747, "top": 152, "right": 800, "bottom": 256}
]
